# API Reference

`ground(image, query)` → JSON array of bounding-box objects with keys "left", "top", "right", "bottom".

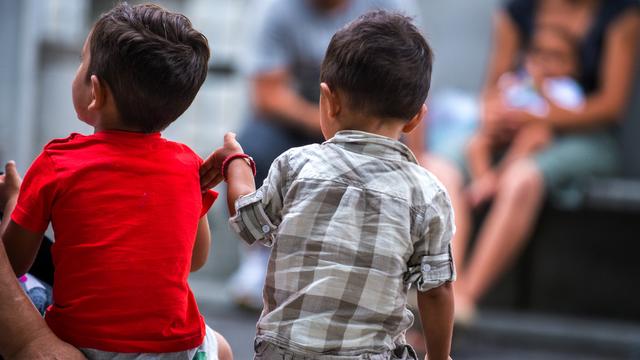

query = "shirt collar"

[{"left": 324, "top": 130, "right": 418, "bottom": 164}]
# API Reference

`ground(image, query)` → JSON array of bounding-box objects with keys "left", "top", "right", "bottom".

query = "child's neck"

[
  {"left": 336, "top": 114, "right": 405, "bottom": 140},
  {"left": 93, "top": 116, "right": 143, "bottom": 134}
]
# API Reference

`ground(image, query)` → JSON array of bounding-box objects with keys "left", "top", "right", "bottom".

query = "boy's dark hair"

[
  {"left": 88, "top": 3, "right": 210, "bottom": 133},
  {"left": 320, "top": 10, "right": 432, "bottom": 121}
]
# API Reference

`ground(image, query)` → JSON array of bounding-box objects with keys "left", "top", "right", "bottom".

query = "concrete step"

[{"left": 453, "top": 310, "right": 640, "bottom": 360}]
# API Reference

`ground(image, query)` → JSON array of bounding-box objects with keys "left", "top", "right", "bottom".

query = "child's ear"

[
  {"left": 402, "top": 104, "right": 427, "bottom": 133},
  {"left": 320, "top": 82, "right": 341, "bottom": 117},
  {"left": 88, "top": 75, "right": 106, "bottom": 112}
]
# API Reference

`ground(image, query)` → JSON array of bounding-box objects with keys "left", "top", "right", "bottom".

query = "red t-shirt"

[{"left": 11, "top": 131, "right": 217, "bottom": 353}]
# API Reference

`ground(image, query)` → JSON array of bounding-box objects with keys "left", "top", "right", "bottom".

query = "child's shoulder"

[
  {"left": 272, "top": 143, "right": 322, "bottom": 165},
  {"left": 405, "top": 163, "right": 451, "bottom": 207},
  {"left": 42, "top": 133, "right": 86, "bottom": 150}
]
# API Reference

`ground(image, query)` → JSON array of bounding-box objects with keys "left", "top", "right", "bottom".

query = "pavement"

[{"left": 189, "top": 277, "right": 640, "bottom": 360}]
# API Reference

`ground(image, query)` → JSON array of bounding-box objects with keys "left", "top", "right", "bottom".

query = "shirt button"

[
  {"left": 422, "top": 264, "right": 431, "bottom": 272},
  {"left": 262, "top": 224, "right": 270, "bottom": 233}
]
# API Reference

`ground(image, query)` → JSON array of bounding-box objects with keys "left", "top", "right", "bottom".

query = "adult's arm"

[
  {"left": 0, "top": 242, "right": 85, "bottom": 359},
  {"left": 541, "top": 11, "right": 640, "bottom": 129},
  {"left": 482, "top": 11, "right": 522, "bottom": 96},
  {"left": 479, "top": 11, "right": 522, "bottom": 139},
  {"left": 252, "top": 69, "right": 321, "bottom": 134}
]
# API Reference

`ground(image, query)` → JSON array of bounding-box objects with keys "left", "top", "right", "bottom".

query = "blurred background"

[{"left": 1, "top": 0, "right": 640, "bottom": 359}]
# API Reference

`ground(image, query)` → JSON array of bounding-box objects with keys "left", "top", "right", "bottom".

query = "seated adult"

[{"left": 424, "top": 0, "right": 640, "bottom": 320}]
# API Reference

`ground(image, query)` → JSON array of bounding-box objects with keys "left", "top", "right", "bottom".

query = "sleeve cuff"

[
  {"left": 228, "top": 192, "right": 277, "bottom": 246},
  {"left": 11, "top": 206, "right": 48, "bottom": 234},
  {"left": 404, "top": 248, "right": 456, "bottom": 292},
  {"left": 200, "top": 189, "right": 219, "bottom": 217}
]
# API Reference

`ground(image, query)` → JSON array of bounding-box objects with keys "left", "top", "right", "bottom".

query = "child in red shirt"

[{"left": 0, "top": 3, "right": 231, "bottom": 359}]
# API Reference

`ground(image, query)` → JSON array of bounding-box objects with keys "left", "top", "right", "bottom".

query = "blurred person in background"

[
  {"left": 423, "top": 0, "right": 640, "bottom": 321},
  {"left": 466, "top": 24, "right": 585, "bottom": 208},
  {"left": 231, "top": 0, "right": 416, "bottom": 310}
]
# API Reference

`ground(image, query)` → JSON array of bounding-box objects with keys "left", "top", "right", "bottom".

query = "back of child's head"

[
  {"left": 88, "top": 3, "right": 210, "bottom": 133},
  {"left": 320, "top": 10, "right": 432, "bottom": 121}
]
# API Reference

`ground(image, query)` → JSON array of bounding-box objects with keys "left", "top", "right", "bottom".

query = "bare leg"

[
  {"left": 420, "top": 154, "right": 471, "bottom": 278},
  {"left": 460, "top": 159, "right": 545, "bottom": 305}
]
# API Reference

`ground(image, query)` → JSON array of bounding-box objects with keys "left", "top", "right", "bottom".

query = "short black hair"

[
  {"left": 88, "top": 3, "right": 210, "bottom": 133},
  {"left": 320, "top": 10, "right": 433, "bottom": 121}
]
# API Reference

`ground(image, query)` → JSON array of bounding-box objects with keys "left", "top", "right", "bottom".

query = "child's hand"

[
  {"left": 200, "top": 133, "right": 244, "bottom": 190},
  {"left": 0, "top": 161, "right": 22, "bottom": 209}
]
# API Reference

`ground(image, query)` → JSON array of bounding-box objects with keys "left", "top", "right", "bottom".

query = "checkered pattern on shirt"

[{"left": 230, "top": 130, "right": 455, "bottom": 355}]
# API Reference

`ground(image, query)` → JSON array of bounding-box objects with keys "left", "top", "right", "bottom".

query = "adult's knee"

[
  {"left": 498, "top": 160, "right": 544, "bottom": 203},
  {"left": 215, "top": 331, "right": 233, "bottom": 360},
  {"left": 423, "top": 154, "right": 465, "bottom": 192}
]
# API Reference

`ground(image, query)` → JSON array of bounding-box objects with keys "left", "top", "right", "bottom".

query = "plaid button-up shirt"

[{"left": 230, "top": 130, "right": 455, "bottom": 355}]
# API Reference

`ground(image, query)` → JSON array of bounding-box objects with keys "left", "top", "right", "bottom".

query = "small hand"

[
  {"left": 200, "top": 132, "right": 244, "bottom": 190},
  {"left": 0, "top": 161, "right": 22, "bottom": 209}
]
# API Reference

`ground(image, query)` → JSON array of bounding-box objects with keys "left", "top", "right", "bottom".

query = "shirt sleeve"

[
  {"left": 200, "top": 189, "right": 219, "bottom": 218},
  {"left": 242, "top": 0, "right": 292, "bottom": 76},
  {"left": 228, "top": 152, "right": 288, "bottom": 247},
  {"left": 405, "top": 190, "right": 456, "bottom": 292},
  {"left": 11, "top": 152, "right": 59, "bottom": 233}
]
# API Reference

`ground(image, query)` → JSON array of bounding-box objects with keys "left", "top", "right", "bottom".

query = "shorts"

[
  {"left": 253, "top": 339, "right": 418, "bottom": 360},
  {"left": 443, "top": 128, "right": 621, "bottom": 208},
  {"left": 80, "top": 325, "right": 219, "bottom": 360}
]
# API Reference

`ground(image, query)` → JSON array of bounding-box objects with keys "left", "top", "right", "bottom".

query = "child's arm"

[
  {"left": 226, "top": 156, "right": 256, "bottom": 216},
  {"left": 417, "top": 282, "right": 454, "bottom": 360},
  {"left": 202, "top": 132, "right": 288, "bottom": 247},
  {"left": 0, "top": 161, "right": 44, "bottom": 277},
  {"left": 2, "top": 222, "right": 43, "bottom": 277},
  {"left": 201, "top": 133, "right": 255, "bottom": 216},
  {"left": 190, "top": 216, "right": 211, "bottom": 272},
  {"left": 408, "top": 190, "right": 456, "bottom": 360}
]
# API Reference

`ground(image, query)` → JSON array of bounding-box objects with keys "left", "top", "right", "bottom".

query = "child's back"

[
  {"left": 231, "top": 131, "right": 453, "bottom": 353},
  {"left": 18, "top": 131, "right": 209, "bottom": 351}
]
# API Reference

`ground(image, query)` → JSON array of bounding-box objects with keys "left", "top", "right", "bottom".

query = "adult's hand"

[{"left": 0, "top": 161, "right": 22, "bottom": 210}]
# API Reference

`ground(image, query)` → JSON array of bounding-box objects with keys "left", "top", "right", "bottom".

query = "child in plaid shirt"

[{"left": 203, "top": 10, "right": 454, "bottom": 360}]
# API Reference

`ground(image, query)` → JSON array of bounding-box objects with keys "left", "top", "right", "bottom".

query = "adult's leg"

[
  {"left": 458, "top": 159, "right": 545, "bottom": 305},
  {"left": 421, "top": 154, "right": 471, "bottom": 278}
]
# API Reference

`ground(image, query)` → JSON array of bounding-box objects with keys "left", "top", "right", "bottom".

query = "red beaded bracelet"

[{"left": 221, "top": 153, "right": 256, "bottom": 182}]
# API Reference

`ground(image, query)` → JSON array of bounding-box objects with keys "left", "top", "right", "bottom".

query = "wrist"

[{"left": 221, "top": 153, "right": 256, "bottom": 182}]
